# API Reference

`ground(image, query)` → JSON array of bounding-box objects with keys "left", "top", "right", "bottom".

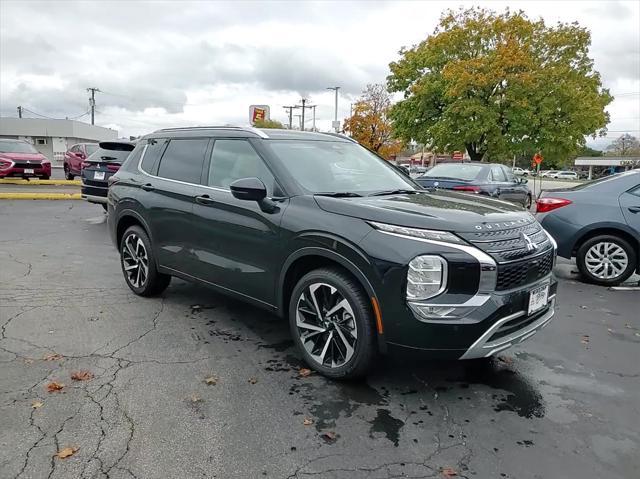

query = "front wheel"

[
  {"left": 576, "top": 235, "right": 637, "bottom": 286},
  {"left": 289, "top": 267, "right": 377, "bottom": 379},
  {"left": 64, "top": 166, "right": 74, "bottom": 180},
  {"left": 120, "top": 225, "right": 171, "bottom": 296}
]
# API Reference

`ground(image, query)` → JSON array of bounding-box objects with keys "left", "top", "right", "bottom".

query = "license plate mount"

[
  {"left": 94, "top": 171, "right": 105, "bottom": 180},
  {"left": 24, "top": 168, "right": 34, "bottom": 174},
  {"left": 528, "top": 282, "right": 549, "bottom": 315}
]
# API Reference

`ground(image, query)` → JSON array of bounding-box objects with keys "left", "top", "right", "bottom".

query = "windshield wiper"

[
  {"left": 369, "top": 189, "right": 420, "bottom": 196},
  {"left": 315, "top": 192, "right": 363, "bottom": 198}
]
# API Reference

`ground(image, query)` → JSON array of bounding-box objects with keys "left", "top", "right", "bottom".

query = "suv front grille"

[
  {"left": 495, "top": 249, "right": 554, "bottom": 291},
  {"left": 459, "top": 220, "right": 551, "bottom": 263},
  {"left": 14, "top": 161, "right": 43, "bottom": 169}
]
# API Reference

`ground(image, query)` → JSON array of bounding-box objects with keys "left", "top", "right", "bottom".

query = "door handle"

[
  {"left": 628, "top": 206, "right": 640, "bottom": 214},
  {"left": 141, "top": 183, "right": 155, "bottom": 192},
  {"left": 195, "top": 194, "right": 215, "bottom": 206}
]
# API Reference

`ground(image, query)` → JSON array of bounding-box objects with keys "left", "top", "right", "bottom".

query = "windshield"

[
  {"left": 87, "top": 147, "right": 132, "bottom": 164},
  {"left": 568, "top": 170, "right": 638, "bottom": 191},
  {"left": 266, "top": 140, "right": 417, "bottom": 194},
  {"left": 0, "top": 140, "right": 39, "bottom": 154},
  {"left": 85, "top": 144, "right": 99, "bottom": 156},
  {"left": 424, "top": 163, "right": 484, "bottom": 180}
]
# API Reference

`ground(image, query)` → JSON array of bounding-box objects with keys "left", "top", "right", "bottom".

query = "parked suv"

[
  {"left": 63, "top": 143, "right": 99, "bottom": 179},
  {"left": 0, "top": 139, "right": 51, "bottom": 179},
  {"left": 81, "top": 140, "right": 135, "bottom": 210},
  {"left": 108, "top": 127, "right": 558, "bottom": 378}
]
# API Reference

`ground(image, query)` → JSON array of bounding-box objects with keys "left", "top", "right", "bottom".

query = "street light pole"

[
  {"left": 300, "top": 98, "right": 306, "bottom": 131},
  {"left": 327, "top": 86, "right": 340, "bottom": 132}
]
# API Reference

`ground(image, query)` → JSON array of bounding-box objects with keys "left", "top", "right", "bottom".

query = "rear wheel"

[
  {"left": 576, "top": 234, "right": 636, "bottom": 286},
  {"left": 289, "top": 267, "right": 376, "bottom": 379},
  {"left": 120, "top": 225, "right": 171, "bottom": 296},
  {"left": 524, "top": 194, "right": 532, "bottom": 210},
  {"left": 41, "top": 175, "right": 50, "bottom": 180}
]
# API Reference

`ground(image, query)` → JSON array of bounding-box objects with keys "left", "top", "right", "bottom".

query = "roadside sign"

[
  {"left": 533, "top": 153, "right": 543, "bottom": 165},
  {"left": 249, "top": 105, "right": 270, "bottom": 124},
  {"left": 452, "top": 151, "right": 463, "bottom": 160}
]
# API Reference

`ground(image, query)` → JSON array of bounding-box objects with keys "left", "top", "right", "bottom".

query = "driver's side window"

[
  {"left": 490, "top": 166, "right": 506, "bottom": 182},
  {"left": 208, "top": 140, "right": 276, "bottom": 195},
  {"left": 502, "top": 166, "right": 516, "bottom": 183}
]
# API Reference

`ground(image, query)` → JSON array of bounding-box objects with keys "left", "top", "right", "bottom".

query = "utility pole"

[
  {"left": 312, "top": 105, "right": 316, "bottom": 132},
  {"left": 283, "top": 106, "right": 297, "bottom": 129},
  {"left": 300, "top": 98, "right": 307, "bottom": 131},
  {"left": 327, "top": 86, "right": 340, "bottom": 132},
  {"left": 87, "top": 87, "right": 100, "bottom": 125},
  {"left": 17, "top": 106, "right": 22, "bottom": 118}
]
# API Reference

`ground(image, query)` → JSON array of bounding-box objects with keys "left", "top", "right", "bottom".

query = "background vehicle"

[
  {"left": 415, "top": 162, "right": 532, "bottom": 208},
  {"left": 553, "top": 171, "right": 578, "bottom": 180},
  {"left": 536, "top": 170, "right": 640, "bottom": 285},
  {"left": 63, "top": 143, "right": 99, "bottom": 179},
  {"left": 0, "top": 139, "right": 51, "bottom": 179},
  {"left": 540, "top": 170, "right": 558, "bottom": 178},
  {"left": 108, "top": 127, "right": 556, "bottom": 379},
  {"left": 81, "top": 140, "right": 135, "bottom": 209},
  {"left": 513, "top": 167, "right": 530, "bottom": 176}
]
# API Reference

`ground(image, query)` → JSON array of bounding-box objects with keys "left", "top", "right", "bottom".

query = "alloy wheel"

[
  {"left": 122, "top": 233, "right": 149, "bottom": 288},
  {"left": 295, "top": 282, "right": 358, "bottom": 368},
  {"left": 584, "top": 242, "right": 628, "bottom": 280}
]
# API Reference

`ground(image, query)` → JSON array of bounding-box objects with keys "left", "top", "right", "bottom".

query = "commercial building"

[
  {"left": 0, "top": 118, "right": 118, "bottom": 164},
  {"left": 574, "top": 156, "right": 640, "bottom": 179}
]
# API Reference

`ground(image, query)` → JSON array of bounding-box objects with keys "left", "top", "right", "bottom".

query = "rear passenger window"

[
  {"left": 140, "top": 139, "right": 167, "bottom": 174},
  {"left": 491, "top": 166, "right": 506, "bottom": 182},
  {"left": 208, "top": 140, "right": 276, "bottom": 194}
]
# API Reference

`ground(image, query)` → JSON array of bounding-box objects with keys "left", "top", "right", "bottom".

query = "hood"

[
  {"left": 0, "top": 152, "right": 48, "bottom": 162},
  {"left": 314, "top": 190, "right": 533, "bottom": 233}
]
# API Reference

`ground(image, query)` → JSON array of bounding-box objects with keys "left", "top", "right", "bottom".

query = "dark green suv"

[{"left": 108, "top": 126, "right": 558, "bottom": 378}]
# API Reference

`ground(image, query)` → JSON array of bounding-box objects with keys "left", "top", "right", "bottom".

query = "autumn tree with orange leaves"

[{"left": 343, "top": 84, "right": 403, "bottom": 159}]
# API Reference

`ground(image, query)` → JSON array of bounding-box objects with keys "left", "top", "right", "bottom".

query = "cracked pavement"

[{"left": 1, "top": 200, "right": 638, "bottom": 479}]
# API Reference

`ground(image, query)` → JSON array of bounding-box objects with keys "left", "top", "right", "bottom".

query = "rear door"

[
  {"left": 620, "top": 185, "right": 640, "bottom": 233},
  {"left": 190, "top": 138, "right": 286, "bottom": 306},
  {"left": 140, "top": 137, "right": 210, "bottom": 271}
]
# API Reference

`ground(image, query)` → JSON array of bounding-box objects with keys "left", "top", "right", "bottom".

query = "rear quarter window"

[{"left": 140, "top": 139, "right": 168, "bottom": 175}]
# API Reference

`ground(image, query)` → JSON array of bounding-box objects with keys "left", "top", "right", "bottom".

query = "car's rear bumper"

[{"left": 81, "top": 181, "right": 108, "bottom": 203}]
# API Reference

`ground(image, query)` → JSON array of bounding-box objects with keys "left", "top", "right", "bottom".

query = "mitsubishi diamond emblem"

[{"left": 521, "top": 232, "right": 537, "bottom": 252}]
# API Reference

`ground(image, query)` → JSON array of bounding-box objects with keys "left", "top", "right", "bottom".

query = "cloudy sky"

[{"left": 1, "top": 0, "right": 638, "bottom": 149}]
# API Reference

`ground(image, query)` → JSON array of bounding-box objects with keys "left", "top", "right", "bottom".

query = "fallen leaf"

[
  {"left": 32, "top": 401, "right": 44, "bottom": 409},
  {"left": 580, "top": 305, "right": 588, "bottom": 310},
  {"left": 55, "top": 447, "right": 78, "bottom": 459},
  {"left": 189, "top": 393, "right": 202, "bottom": 403},
  {"left": 321, "top": 431, "right": 337, "bottom": 443},
  {"left": 248, "top": 378, "right": 258, "bottom": 384},
  {"left": 635, "top": 332, "right": 640, "bottom": 337},
  {"left": 580, "top": 335, "right": 590, "bottom": 345},
  {"left": 46, "top": 382, "right": 64, "bottom": 393},
  {"left": 607, "top": 328, "right": 614, "bottom": 334},
  {"left": 23, "top": 358, "right": 34, "bottom": 364},
  {"left": 43, "top": 353, "right": 63, "bottom": 361},
  {"left": 441, "top": 466, "right": 458, "bottom": 477},
  {"left": 299, "top": 368, "right": 312, "bottom": 378},
  {"left": 303, "top": 418, "right": 313, "bottom": 426},
  {"left": 625, "top": 323, "right": 632, "bottom": 329},
  {"left": 497, "top": 355, "right": 513, "bottom": 364},
  {"left": 204, "top": 375, "right": 218, "bottom": 385},
  {"left": 71, "top": 370, "right": 94, "bottom": 381}
]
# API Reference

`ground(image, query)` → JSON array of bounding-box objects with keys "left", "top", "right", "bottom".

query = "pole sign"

[
  {"left": 249, "top": 105, "right": 270, "bottom": 125},
  {"left": 533, "top": 153, "right": 543, "bottom": 165},
  {"left": 452, "top": 151, "right": 463, "bottom": 160}
]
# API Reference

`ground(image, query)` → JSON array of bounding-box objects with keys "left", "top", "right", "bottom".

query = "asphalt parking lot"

[{"left": 1, "top": 201, "right": 638, "bottom": 479}]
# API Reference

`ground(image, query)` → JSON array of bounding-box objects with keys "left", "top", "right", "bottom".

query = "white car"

[
  {"left": 512, "top": 167, "right": 530, "bottom": 176},
  {"left": 540, "top": 170, "right": 558, "bottom": 178},
  {"left": 553, "top": 171, "right": 578, "bottom": 180}
]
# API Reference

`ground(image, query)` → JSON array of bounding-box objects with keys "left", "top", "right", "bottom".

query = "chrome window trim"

[{"left": 377, "top": 230, "right": 498, "bottom": 292}]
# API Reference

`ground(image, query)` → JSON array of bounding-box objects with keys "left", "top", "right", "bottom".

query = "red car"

[
  {"left": 0, "top": 139, "right": 51, "bottom": 179},
  {"left": 63, "top": 142, "right": 99, "bottom": 180}
]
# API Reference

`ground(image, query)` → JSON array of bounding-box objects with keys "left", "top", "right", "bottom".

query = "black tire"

[
  {"left": 288, "top": 267, "right": 377, "bottom": 379},
  {"left": 524, "top": 194, "right": 532, "bottom": 210},
  {"left": 41, "top": 175, "right": 50, "bottom": 180},
  {"left": 120, "top": 225, "right": 171, "bottom": 296},
  {"left": 64, "top": 166, "right": 74, "bottom": 180},
  {"left": 576, "top": 234, "right": 637, "bottom": 286}
]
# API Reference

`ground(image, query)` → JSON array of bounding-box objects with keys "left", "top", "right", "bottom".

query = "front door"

[
  {"left": 619, "top": 186, "right": 640, "bottom": 232},
  {"left": 190, "top": 138, "right": 287, "bottom": 306}
]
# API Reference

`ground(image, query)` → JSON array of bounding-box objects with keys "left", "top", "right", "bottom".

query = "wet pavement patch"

[{"left": 369, "top": 408, "right": 404, "bottom": 446}]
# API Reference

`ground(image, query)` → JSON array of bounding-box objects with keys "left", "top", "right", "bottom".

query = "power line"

[{"left": 20, "top": 107, "right": 90, "bottom": 121}]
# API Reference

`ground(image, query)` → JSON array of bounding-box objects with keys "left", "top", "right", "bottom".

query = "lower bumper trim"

[{"left": 460, "top": 298, "right": 556, "bottom": 359}]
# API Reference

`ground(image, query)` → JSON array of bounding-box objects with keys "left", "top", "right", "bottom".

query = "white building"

[{"left": 0, "top": 118, "right": 118, "bottom": 164}]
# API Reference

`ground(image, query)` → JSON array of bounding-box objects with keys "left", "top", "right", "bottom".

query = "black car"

[
  {"left": 536, "top": 170, "right": 640, "bottom": 285},
  {"left": 81, "top": 140, "right": 135, "bottom": 210},
  {"left": 107, "top": 127, "right": 557, "bottom": 378},
  {"left": 415, "top": 162, "right": 533, "bottom": 208}
]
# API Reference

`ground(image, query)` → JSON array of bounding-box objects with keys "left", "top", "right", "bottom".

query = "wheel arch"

[
  {"left": 115, "top": 209, "right": 153, "bottom": 249},
  {"left": 572, "top": 225, "right": 640, "bottom": 271}
]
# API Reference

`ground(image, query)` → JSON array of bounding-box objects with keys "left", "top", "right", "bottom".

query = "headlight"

[
  {"left": 369, "top": 221, "right": 466, "bottom": 245},
  {"left": 406, "top": 255, "right": 447, "bottom": 300}
]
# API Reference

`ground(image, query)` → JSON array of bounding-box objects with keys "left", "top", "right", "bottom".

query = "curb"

[
  {"left": 0, "top": 179, "right": 81, "bottom": 186},
  {"left": 0, "top": 193, "right": 82, "bottom": 200}
]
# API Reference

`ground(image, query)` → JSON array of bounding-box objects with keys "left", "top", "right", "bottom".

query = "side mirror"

[
  {"left": 230, "top": 177, "right": 267, "bottom": 202},
  {"left": 520, "top": 178, "right": 528, "bottom": 184}
]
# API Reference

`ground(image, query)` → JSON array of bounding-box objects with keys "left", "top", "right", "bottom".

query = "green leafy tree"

[
  {"left": 387, "top": 8, "right": 612, "bottom": 161},
  {"left": 253, "top": 118, "right": 285, "bottom": 129}
]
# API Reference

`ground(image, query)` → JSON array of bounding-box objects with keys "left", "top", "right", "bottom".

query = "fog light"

[{"left": 409, "top": 304, "right": 474, "bottom": 321}]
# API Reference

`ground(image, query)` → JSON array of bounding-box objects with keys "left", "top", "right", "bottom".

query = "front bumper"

[{"left": 0, "top": 164, "right": 51, "bottom": 178}]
